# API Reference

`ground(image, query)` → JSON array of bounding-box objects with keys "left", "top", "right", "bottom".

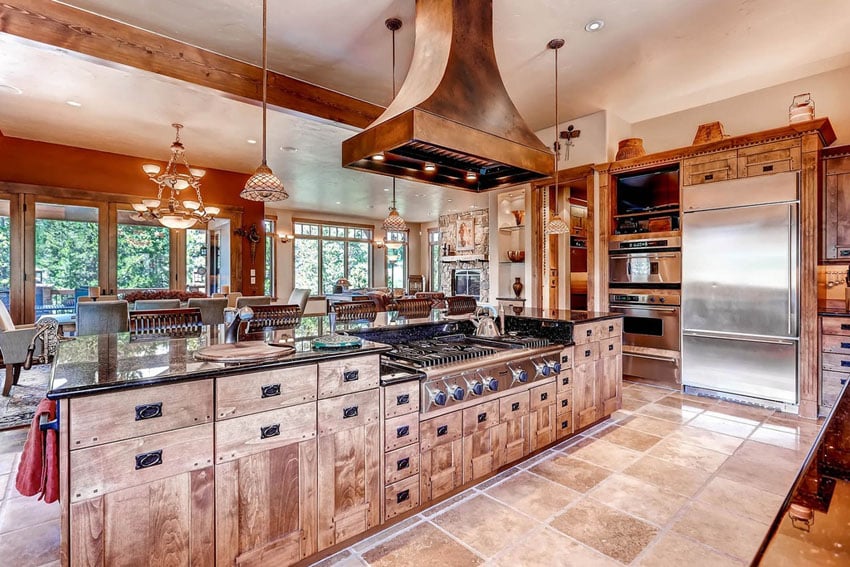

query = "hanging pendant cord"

[
  {"left": 553, "top": 44, "right": 559, "bottom": 199},
  {"left": 261, "top": 0, "right": 269, "bottom": 166}
]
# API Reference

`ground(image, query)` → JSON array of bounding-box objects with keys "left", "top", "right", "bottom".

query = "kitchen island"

[{"left": 48, "top": 310, "right": 622, "bottom": 566}]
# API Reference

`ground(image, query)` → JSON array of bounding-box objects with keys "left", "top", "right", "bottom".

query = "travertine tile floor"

[{"left": 0, "top": 382, "right": 822, "bottom": 566}]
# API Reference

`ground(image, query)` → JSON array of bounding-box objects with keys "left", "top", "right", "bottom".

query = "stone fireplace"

[{"left": 438, "top": 209, "right": 489, "bottom": 301}]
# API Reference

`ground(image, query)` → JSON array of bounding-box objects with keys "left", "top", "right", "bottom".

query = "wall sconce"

[
  {"left": 278, "top": 232, "right": 294, "bottom": 244},
  {"left": 373, "top": 239, "right": 385, "bottom": 249}
]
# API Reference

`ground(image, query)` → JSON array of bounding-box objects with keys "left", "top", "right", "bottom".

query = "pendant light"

[
  {"left": 545, "top": 38, "right": 569, "bottom": 235},
  {"left": 241, "top": 0, "right": 289, "bottom": 201},
  {"left": 382, "top": 17, "right": 408, "bottom": 248}
]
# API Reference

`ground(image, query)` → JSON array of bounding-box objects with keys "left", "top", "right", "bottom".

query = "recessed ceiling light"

[
  {"left": 384, "top": 187, "right": 390, "bottom": 192},
  {"left": 423, "top": 162, "right": 436, "bottom": 172},
  {"left": 447, "top": 199, "right": 453, "bottom": 202},
  {"left": 335, "top": 201, "right": 341, "bottom": 205},
  {"left": 465, "top": 171, "right": 477, "bottom": 182},
  {"left": 280, "top": 146, "right": 298, "bottom": 152},
  {"left": 0, "top": 84, "right": 22, "bottom": 95},
  {"left": 246, "top": 139, "right": 257, "bottom": 144},
  {"left": 585, "top": 19, "right": 604, "bottom": 32},
  {"left": 372, "top": 153, "right": 385, "bottom": 161},
  {"left": 65, "top": 100, "right": 82, "bottom": 107}
]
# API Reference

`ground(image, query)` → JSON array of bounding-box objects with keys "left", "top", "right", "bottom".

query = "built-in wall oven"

[{"left": 608, "top": 237, "right": 681, "bottom": 286}]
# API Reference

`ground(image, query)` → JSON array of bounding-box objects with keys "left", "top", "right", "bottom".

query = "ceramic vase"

[{"left": 512, "top": 277, "right": 523, "bottom": 299}]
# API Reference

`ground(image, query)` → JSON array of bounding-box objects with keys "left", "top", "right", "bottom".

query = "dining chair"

[
  {"left": 225, "top": 292, "right": 243, "bottom": 308},
  {"left": 393, "top": 298, "right": 432, "bottom": 318},
  {"left": 133, "top": 299, "right": 181, "bottom": 310},
  {"left": 187, "top": 297, "right": 227, "bottom": 325},
  {"left": 0, "top": 303, "right": 59, "bottom": 396},
  {"left": 130, "top": 308, "right": 204, "bottom": 337},
  {"left": 236, "top": 296, "right": 272, "bottom": 308},
  {"left": 331, "top": 300, "right": 378, "bottom": 322},
  {"left": 446, "top": 295, "right": 477, "bottom": 315},
  {"left": 241, "top": 304, "right": 303, "bottom": 334},
  {"left": 76, "top": 300, "right": 130, "bottom": 336},
  {"left": 286, "top": 288, "right": 311, "bottom": 314}
]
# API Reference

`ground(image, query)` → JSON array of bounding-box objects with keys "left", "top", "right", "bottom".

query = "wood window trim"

[{"left": 291, "top": 219, "right": 375, "bottom": 294}]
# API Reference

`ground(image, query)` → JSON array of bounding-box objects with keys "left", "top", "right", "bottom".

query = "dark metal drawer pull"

[
  {"left": 261, "top": 384, "right": 281, "bottom": 398},
  {"left": 511, "top": 402, "right": 520, "bottom": 412},
  {"left": 397, "top": 458, "right": 410, "bottom": 471},
  {"left": 562, "top": 377, "right": 569, "bottom": 386},
  {"left": 540, "top": 392, "right": 548, "bottom": 401},
  {"left": 260, "top": 424, "right": 280, "bottom": 439},
  {"left": 135, "top": 403, "right": 162, "bottom": 421},
  {"left": 396, "top": 394, "right": 410, "bottom": 405},
  {"left": 704, "top": 173, "right": 714, "bottom": 181},
  {"left": 561, "top": 355, "right": 570, "bottom": 363},
  {"left": 437, "top": 425, "right": 448, "bottom": 437},
  {"left": 561, "top": 399, "right": 569, "bottom": 408},
  {"left": 396, "top": 426, "right": 409, "bottom": 438},
  {"left": 343, "top": 406, "right": 359, "bottom": 419},
  {"left": 135, "top": 450, "right": 162, "bottom": 470},
  {"left": 477, "top": 412, "right": 487, "bottom": 423},
  {"left": 584, "top": 349, "right": 591, "bottom": 357},
  {"left": 586, "top": 329, "right": 592, "bottom": 337},
  {"left": 841, "top": 361, "right": 850, "bottom": 368},
  {"left": 608, "top": 325, "right": 614, "bottom": 332},
  {"left": 762, "top": 164, "right": 774, "bottom": 172},
  {"left": 841, "top": 250, "right": 850, "bottom": 257},
  {"left": 841, "top": 342, "right": 850, "bottom": 349},
  {"left": 842, "top": 378, "right": 848, "bottom": 386},
  {"left": 609, "top": 344, "right": 614, "bottom": 351},
  {"left": 343, "top": 370, "right": 359, "bottom": 382},
  {"left": 842, "top": 324, "right": 850, "bottom": 331},
  {"left": 396, "top": 490, "right": 410, "bottom": 504},
  {"left": 561, "top": 420, "right": 569, "bottom": 430}
]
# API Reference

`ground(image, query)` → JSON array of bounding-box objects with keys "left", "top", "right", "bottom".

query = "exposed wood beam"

[{"left": 0, "top": 0, "right": 384, "bottom": 128}]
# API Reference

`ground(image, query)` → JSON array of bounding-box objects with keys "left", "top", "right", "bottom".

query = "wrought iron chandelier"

[
  {"left": 546, "top": 39, "right": 570, "bottom": 235},
  {"left": 241, "top": 0, "right": 288, "bottom": 201},
  {"left": 381, "top": 18, "right": 408, "bottom": 250},
  {"left": 134, "top": 123, "right": 219, "bottom": 230}
]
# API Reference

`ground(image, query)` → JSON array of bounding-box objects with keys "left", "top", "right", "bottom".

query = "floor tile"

[
  {"left": 618, "top": 414, "right": 681, "bottom": 437},
  {"left": 590, "top": 424, "right": 663, "bottom": 452},
  {"left": 472, "top": 467, "right": 521, "bottom": 492},
  {"left": 0, "top": 474, "right": 8, "bottom": 500},
  {"left": 621, "top": 397, "right": 650, "bottom": 412},
  {"left": 490, "top": 526, "right": 620, "bottom": 567},
  {"left": 624, "top": 455, "right": 712, "bottom": 497},
  {"left": 589, "top": 473, "right": 688, "bottom": 525},
  {"left": 647, "top": 437, "right": 728, "bottom": 473},
  {"left": 712, "top": 400, "right": 775, "bottom": 422},
  {"left": 636, "top": 532, "right": 745, "bottom": 566},
  {"left": 352, "top": 516, "right": 422, "bottom": 553},
  {"left": 565, "top": 437, "right": 643, "bottom": 471},
  {"left": 529, "top": 455, "right": 612, "bottom": 493},
  {"left": 550, "top": 499, "right": 658, "bottom": 564},
  {"left": 749, "top": 423, "right": 817, "bottom": 452},
  {"left": 361, "top": 521, "right": 483, "bottom": 567},
  {"left": 624, "top": 384, "right": 674, "bottom": 401},
  {"left": 0, "top": 496, "right": 60, "bottom": 533},
  {"left": 431, "top": 495, "right": 537, "bottom": 558},
  {"left": 671, "top": 501, "right": 767, "bottom": 562},
  {"left": 688, "top": 413, "right": 758, "bottom": 438},
  {"left": 0, "top": 453, "right": 14, "bottom": 476},
  {"left": 637, "top": 402, "right": 702, "bottom": 424},
  {"left": 667, "top": 425, "right": 745, "bottom": 455},
  {"left": 0, "top": 429, "right": 28, "bottom": 454},
  {"left": 716, "top": 454, "right": 798, "bottom": 496},
  {"left": 655, "top": 394, "right": 716, "bottom": 411},
  {"left": 485, "top": 471, "right": 578, "bottom": 521},
  {"left": 734, "top": 439, "right": 809, "bottom": 467},
  {"left": 310, "top": 550, "right": 368, "bottom": 566},
  {"left": 0, "top": 519, "right": 60, "bottom": 567},
  {"left": 696, "top": 477, "right": 784, "bottom": 525}
]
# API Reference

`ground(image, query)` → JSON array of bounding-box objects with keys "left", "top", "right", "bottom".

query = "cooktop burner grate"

[{"left": 385, "top": 334, "right": 500, "bottom": 367}]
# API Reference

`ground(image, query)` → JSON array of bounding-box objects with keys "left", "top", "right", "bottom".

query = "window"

[
  {"left": 185, "top": 228, "right": 207, "bottom": 292},
  {"left": 428, "top": 228, "right": 441, "bottom": 292},
  {"left": 385, "top": 230, "right": 408, "bottom": 290},
  {"left": 117, "top": 210, "right": 170, "bottom": 290},
  {"left": 0, "top": 200, "right": 10, "bottom": 310},
  {"left": 263, "top": 219, "right": 275, "bottom": 297},
  {"left": 293, "top": 221, "right": 372, "bottom": 295}
]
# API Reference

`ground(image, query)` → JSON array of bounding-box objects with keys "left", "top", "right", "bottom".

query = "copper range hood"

[{"left": 341, "top": 0, "right": 553, "bottom": 192}]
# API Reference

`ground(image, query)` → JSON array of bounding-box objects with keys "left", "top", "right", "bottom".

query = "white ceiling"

[{"left": 2, "top": 0, "right": 850, "bottom": 221}]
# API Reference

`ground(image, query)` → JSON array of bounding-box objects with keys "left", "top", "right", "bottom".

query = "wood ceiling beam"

[{"left": 0, "top": 0, "right": 384, "bottom": 128}]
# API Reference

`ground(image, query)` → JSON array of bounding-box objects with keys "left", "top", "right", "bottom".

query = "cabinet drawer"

[
  {"left": 384, "top": 412, "right": 420, "bottom": 452},
  {"left": 559, "top": 346, "right": 573, "bottom": 370},
  {"left": 385, "top": 444, "right": 420, "bottom": 485},
  {"left": 683, "top": 150, "right": 738, "bottom": 186},
  {"left": 318, "top": 354, "right": 380, "bottom": 399},
  {"left": 462, "top": 399, "right": 501, "bottom": 436},
  {"left": 822, "top": 353, "right": 850, "bottom": 373},
  {"left": 216, "top": 365, "right": 316, "bottom": 419},
  {"left": 500, "top": 390, "right": 529, "bottom": 421},
  {"left": 600, "top": 318, "right": 622, "bottom": 339},
  {"left": 383, "top": 381, "right": 420, "bottom": 419},
  {"left": 573, "top": 323, "right": 598, "bottom": 345},
  {"left": 822, "top": 317, "right": 850, "bottom": 336},
  {"left": 317, "top": 389, "right": 380, "bottom": 436},
  {"left": 215, "top": 403, "right": 316, "bottom": 463},
  {"left": 822, "top": 370, "right": 848, "bottom": 408},
  {"left": 601, "top": 337, "right": 622, "bottom": 357},
  {"left": 822, "top": 334, "right": 850, "bottom": 355},
  {"left": 576, "top": 342, "right": 600, "bottom": 363},
  {"left": 529, "top": 382, "right": 556, "bottom": 411},
  {"left": 556, "top": 390, "right": 572, "bottom": 417},
  {"left": 70, "top": 381, "right": 213, "bottom": 449},
  {"left": 70, "top": 422, "right": 213, "bottom": 502},
  {"left": 738, "top": 140, "right": 801, "bottom": 178},
  {"left": 384, "top": 475, "right": 420, "bottom": 521},
  {"left": 556, "top": 414, "right": 574, "bottom": 439},
  {"left": 556, "top": 369, "right": 573, "bottom": 392},
  {"left": 420, "top": 411, "right": 463, "bottom": 452}
]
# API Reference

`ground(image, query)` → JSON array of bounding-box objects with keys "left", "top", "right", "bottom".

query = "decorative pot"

[
  {"left": 511, "top": 209, "right": 525, "bottom": 226},
  {"left": 616, "top": 138, "right": 646, "bottom": 161},
  {"left": 506, "top": 250, "right": 525, "bottom": 262},
  {"left": 512, "top": 277, "right": 523, "bottom": 299}
]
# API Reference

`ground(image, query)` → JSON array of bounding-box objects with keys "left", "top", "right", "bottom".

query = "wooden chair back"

[
  {"left": 446, "top": 295, "right": 477, "bottom": 316},
  {"left": 393, "top": 298, "right": 432, "bottom": 318},
  {"left": 331, "top": 301, "right": 378, "bottom": 322},
  {"left": 242, "top": 304, "right": 303, "bottom": 333},
  {"left": 130, "top": 308, "right": 204, "bottom": 337}
]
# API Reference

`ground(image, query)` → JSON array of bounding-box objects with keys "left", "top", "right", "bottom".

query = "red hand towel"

[{"left": 15, "top": 398, "right": 59, "bottom": 503}]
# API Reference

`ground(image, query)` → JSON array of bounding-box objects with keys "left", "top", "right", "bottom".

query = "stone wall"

[{"left": 438, "top": 209, "right": 489, "bottom": 300}]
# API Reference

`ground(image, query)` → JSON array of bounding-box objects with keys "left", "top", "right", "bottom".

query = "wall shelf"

[
  {"left": 498, "top": 225, "right": 525, "bottom": 232},
  {"left": 441, "top": 254, "right": 488, "bottom": 263}
]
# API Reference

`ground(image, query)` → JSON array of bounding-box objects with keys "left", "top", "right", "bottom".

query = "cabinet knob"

[
  {"left": 477, "top": 412, "right": 488, "bottom": 423},
  {"left": 511, "top": 402, "right": 520, "bottom": 412},
  {"left": 436, "top": 425, "right": 449, "bottom": 437}
]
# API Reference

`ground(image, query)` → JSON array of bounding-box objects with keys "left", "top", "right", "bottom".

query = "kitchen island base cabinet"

[
  {"left": 461, "top": 400, "right": 505, "bottom": 483},
  {"left": 573, "top": 322, "right": 623, "bottom": 429},
  {"left": 500, "top": 391, "right": 530, "bottom": 465},
  {"left": 420, "top": 411, "right": 463, "bottom": 503},
  {"left": 529, "top": 382, "right": 557, "bottom": 451},
  {"left": 317, "top": 390, "right": 381, "bottom": 551}
]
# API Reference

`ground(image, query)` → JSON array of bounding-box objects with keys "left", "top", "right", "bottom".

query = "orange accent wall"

[{"left": 0, "top": 133, "right": 266, "bottom": 294}]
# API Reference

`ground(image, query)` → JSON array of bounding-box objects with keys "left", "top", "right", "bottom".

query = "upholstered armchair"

[{"left": 0, "top": 303, "right": 59, "bottom": 396}]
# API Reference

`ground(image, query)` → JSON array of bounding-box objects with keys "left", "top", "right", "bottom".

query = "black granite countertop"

[
  {"left": 754, "top": 379, "right": 850, "bottom": 564},
  {"left": 505, "top": 308, "right": 623, "bottom": 323},
  {"left": 818, "top": 307, "right": 850, "bottom": 317}
]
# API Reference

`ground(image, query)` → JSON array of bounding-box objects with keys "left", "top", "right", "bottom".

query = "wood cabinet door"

[
  {"left": 215, "top": 438, "right": 318, "bottom": 567},
  {"left": 825, "top": 157, "right": 850, "bottom": 259},
  {"left": 597, "top": 355, "right": 622, "bottom": 418},
  {"left": 420, "top": 410, "right": 464, "bottom": 503},
  {"left": 499, "top": 392, "right": 530, "bottom": 465},
  {"left": 529, "top": 382, "right": 557, "bottom": 451},
  {"left": 316, "top": 391, "right": 381, "bottom": 551},
  {"left": 461, "top": 401, "right": 504, "bottom": 483},
  {"left": 71, "top": 467, "right": 215, "bottom": 567},
  {"left": 573, "top": 361, "right": 598, "bottom": 430}
]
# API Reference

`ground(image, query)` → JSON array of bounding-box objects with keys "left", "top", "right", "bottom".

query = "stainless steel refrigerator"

[{"left": 681, "top": 171, "right": 799, "bottom": 406}]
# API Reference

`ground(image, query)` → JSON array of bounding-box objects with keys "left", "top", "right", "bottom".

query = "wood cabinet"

[
  {"left": 572, "top": 321, "right": 622, "bottom": 430},
  {"left": 823, "top": 148, "right": 850, "bottom": 260},
  {"left": 683, "top": 150, "right": 738, "bottom": 186},
  {"left": 461, "top": 399, "right": 504, "bottom": 483},
  {"left": 382, "top": 380, "right": 420, "bottom": 520},
  {"left": 499, "top": 390, "right": 530, "bottom": 465},
  {"left": 529, "top": 381, "right": 557, "bottom": 451},
  {"left": 420, "top": 410, "right": 463, "bottom": 503},
  {"left": 820, "top": 316, "right": 850, "bottom": 411}
]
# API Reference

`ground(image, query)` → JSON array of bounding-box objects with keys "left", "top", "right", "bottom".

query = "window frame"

[
  {"left": 292, "top": 218, "right": 374, "bottom": 295},
  {"left": 428, "top": 228, "right": 441, "bottom": 292}
]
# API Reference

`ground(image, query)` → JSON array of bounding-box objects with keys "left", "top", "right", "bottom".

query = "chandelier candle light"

[
  {"left": 134, "top": 123, "right": 219, "bottom": 229},
  {"left": 545, "top": 39, "right": 569, "bottom": 235},
  {"left": 240, "top": 0, "right": 288, "bottom": 201},
  {"left": 381, "top": 17, "right": 409, "bottom": 250}
]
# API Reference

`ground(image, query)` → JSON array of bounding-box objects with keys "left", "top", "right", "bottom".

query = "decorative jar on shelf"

[{"left": 512, "top": 277, "right": 523, "bottom": 299}]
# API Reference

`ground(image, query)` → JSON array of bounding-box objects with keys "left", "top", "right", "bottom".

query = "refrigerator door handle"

[
  {"left": 683, "top": 329, "right": 797, "bottom": 345},
  {"left": 788, "top": 204, "right": 798, "bottom": 337},
  {"left": 609, "top": 305, "right": 679, "bottom": 313}
]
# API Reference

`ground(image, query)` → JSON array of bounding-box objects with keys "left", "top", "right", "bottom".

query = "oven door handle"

[
  {"left": 609, "top": 305, "right": 679, "bottom": 313},
  {"left": 624, "top": 352, "right": 679, "bottom": 364}
]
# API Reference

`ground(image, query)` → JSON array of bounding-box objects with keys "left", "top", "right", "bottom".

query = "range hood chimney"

[{"left": 341, "top": 0, "right": 553, "bottom": 192}]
